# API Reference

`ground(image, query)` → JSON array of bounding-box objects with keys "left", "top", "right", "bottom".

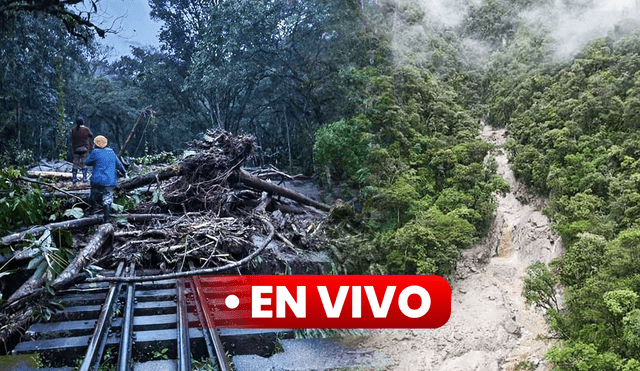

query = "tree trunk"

[
  {"left": 0, "top": 309, "right": 33, "bottom": 345},
  {"left": 120, "top": 106, "right": 153, "bottom": 157},
  {"left": 285, "top": 113, "right": 292, "bottom": 173},
  {"left": 27, "top": 170, "right": 74, "bottom": 179},
  {"left": 114, "top": 165, "right": 329, "bottom": 212},
  {"left": 1, "top": 215, "right": 104, "bottom": 246},
  {"left": 1, "top": 214, "right": 174, "bottom": 248},
  {"left": 4, "top": 223, "right": 114, "bottom": 308},
  {"left": 236, "top": 169, "right": 331, "bottom": 212},
  {"left": 117, "top": 166, "right": 182, "bottom": 190},
  {"left": 0, "top": 248, "right": 42, "bottom": 265},
  {"left": 6, "top": 271, "right": 46, "bottom": 304},
  {"left": 52, "top": 223, "right": 114, "bottom": 289}
]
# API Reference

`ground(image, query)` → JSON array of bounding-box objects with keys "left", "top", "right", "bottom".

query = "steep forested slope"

[
  {"left": 493, "top": 35, "right": 640, "bottom": 370},
  {"left": 315, "top": 65, "right": 508, "bottom": 277}
]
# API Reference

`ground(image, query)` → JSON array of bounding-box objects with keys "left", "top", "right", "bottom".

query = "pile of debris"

[
  {"left": 29, "top": 159, "right": 74, "bottom": 174},
  {"left": 0, "top": 128, "right": 334, "bottom": 345}
]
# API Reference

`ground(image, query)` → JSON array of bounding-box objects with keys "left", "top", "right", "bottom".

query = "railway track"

[{"left": 11, "top": 262, "right": 291, "bottom": 370}]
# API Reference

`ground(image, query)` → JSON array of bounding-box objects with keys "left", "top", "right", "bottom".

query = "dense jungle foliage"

[
  {"left": 316, "top": 66, "right": 509, "bottom": 276},
  {"left": 0, "top": 0, "right": 378, "bottom": 173},
  {"left": 3, "top": 0, "right": 640, "bottom": 368},
  {"left": 501, "top": 35, "right": 640, "bottom": 370}
]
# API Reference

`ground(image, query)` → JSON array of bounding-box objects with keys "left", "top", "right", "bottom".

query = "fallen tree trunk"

[
  {"left": 110, "top": 162, "right": 329, "bottom": 212},
  {"left": 117, "top": 166, "right": 181, "bottom": 191},
  {"left": 0, "top": 248, "right": 42, "bottom": 266},
  {"left": 27, "top": 170, "right": 73, "bottom": 179},
  {"left": 1, "top": 215, "right": 104, "bottom": 246},
  {"left": 6, "top": 269, "right": 46, "bottom": 304},
  {"left": 26, "top": 171, "right": 91, "bottom": 183},
  {"left": 236, "top": 169, "right": 331, "bottom": 212},
  {"left": 1, "top": 214, "right": 175, "bottom": 248},
  {"left": 4, "top": 224, "right": 114, "bottom": 310},
  {"left": 52, "top": 223, "right": 114, "bottom": 289},
  {"left": 0, "top": 308, "right": 33, "bottom": 345}
]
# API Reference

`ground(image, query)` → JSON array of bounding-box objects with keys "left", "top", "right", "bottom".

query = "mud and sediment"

[{"left": 343, "top": 126, "right": 564, "bottom": 371}]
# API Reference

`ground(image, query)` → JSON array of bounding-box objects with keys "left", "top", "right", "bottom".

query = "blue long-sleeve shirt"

[{"left": 85, "top": 147, "right": 125, "bottom": 186}]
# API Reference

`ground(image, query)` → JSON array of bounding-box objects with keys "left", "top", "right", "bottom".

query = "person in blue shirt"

[{"left": 85, "top": 135, "right": 127, "bottom": 221}]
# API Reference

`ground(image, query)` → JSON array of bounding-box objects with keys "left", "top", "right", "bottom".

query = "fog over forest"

[{"left": 388, "top": 0, "right": 640, "bottom": 64}]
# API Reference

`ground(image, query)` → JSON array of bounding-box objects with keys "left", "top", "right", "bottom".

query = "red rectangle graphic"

[{"left": 191, "top": 275, "right": 450, "bottom": 328}]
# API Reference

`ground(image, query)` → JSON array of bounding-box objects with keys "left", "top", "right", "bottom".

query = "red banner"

[{"left": 191, "top": 275, "right": 450, "bottom": 328}]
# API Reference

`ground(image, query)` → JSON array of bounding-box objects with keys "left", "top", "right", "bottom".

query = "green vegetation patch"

[{"left": 318, "top": 66, "right": 508, "bottom": 277}]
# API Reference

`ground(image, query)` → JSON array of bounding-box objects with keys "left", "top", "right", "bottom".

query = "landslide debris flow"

[{"left": 345, "top": 126, "right": 564, "bottom": 371}]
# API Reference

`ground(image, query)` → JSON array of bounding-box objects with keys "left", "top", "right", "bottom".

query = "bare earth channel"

[{"left": 342, "top": 126, "right": 565, "bottom": 371}]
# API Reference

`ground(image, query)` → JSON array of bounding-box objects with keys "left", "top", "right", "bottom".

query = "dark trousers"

[
  {"left": 72, "top": 150, "right": 90, "bottom": 170},
  {"left": 89, "top": 183, "right": 114, "bottom": 219}
]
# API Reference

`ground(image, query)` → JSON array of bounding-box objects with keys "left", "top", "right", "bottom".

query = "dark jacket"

[
  {"left": 71, "top": 125, "right": 93, "bottom": 153},
  {"left": 85, "top": 147, "right": 125, "bottom": 186}
]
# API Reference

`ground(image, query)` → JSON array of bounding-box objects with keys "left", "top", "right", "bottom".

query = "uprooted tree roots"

[
  {"left": 138, "top": 129, "right": 256, "bottom": 214},
  {"left": 0, "top": 128, "right": 333, "bottom": 345}
]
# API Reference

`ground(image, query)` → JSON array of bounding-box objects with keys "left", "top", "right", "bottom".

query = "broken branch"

[
  {"left": 52, "top": 223, "right": 114, "bottom": 289},
  {"left": 117, "top": 166, "right": 182, "bottom": 191},
  {"left": 4, "top": 223, "right": 114, "bottom": 309},
  {"left": 1, "top": 215, "right": 104, "bottom": 246},
  {"left": 18, "top": 176, "right": 89, "bottom": 206},
  {"left": 85, "top": 216, "right": 274, "bottom": 283},
  {"left": 1, "top": 214, "right": 175, "bottom": 248},
  {"left": 236, "top": 169, "right": 331, "bottom": 212}
]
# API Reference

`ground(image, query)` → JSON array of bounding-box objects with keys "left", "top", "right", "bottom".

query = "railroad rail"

[{"left": 11, "top": 262, "right": 288, "bottom": 370}]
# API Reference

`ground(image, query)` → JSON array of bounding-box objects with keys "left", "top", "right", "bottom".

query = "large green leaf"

[{"left": 63, "top": 207, "right": 85, "bottom": 220}]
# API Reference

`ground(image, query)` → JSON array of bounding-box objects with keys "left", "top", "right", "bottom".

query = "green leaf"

[
  {"left": 51, "top": 229, "right": 73, "bottom": 249},
  {"left": 63, "top": 207, "right": 84, "bottom": 219},
  {"left": 32, "top": 262, "right": 48, "bottom": 281},
  {"left": 152, "top": 188, "right": 165, "bottom": 204},
  {"left": 27, "top": 255, "right": 45, "bottom": 270},
  {"left": 604, "top": 290, "right": 638, "bottom": 317}
]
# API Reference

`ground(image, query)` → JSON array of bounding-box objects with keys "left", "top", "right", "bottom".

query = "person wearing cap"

[
  {"left": 85, "top": 135, "right": 127, "bottom": 221},
  {"left": 70, "top": 116, "right": 93, "bottom": 183}
]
